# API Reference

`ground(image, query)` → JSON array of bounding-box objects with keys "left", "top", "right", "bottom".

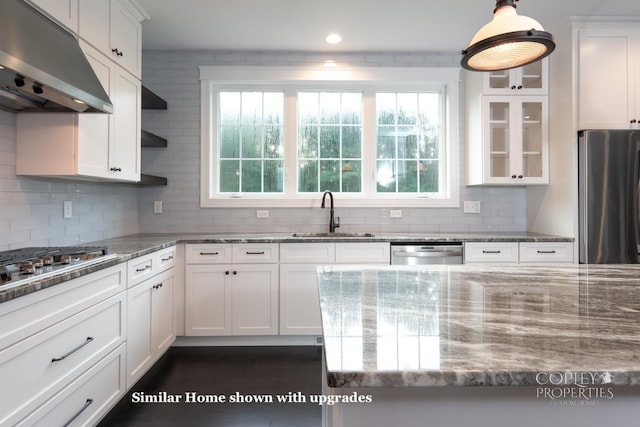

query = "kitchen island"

[{"left": 317, "top": 264, "right": 640, "bottom": 427}]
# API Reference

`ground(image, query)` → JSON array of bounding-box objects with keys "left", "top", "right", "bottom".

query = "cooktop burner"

[{"left": 0, "top": 246, "right": 114, "bottom": 290}]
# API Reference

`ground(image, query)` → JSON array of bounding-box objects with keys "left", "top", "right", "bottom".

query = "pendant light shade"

[{"left": 461, "top": 0, "right": 555, "bottom": 71}]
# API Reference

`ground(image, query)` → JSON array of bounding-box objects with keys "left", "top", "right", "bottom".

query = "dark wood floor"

[{"left": 98, "top": 346, "right": 323, "bottom": 427}]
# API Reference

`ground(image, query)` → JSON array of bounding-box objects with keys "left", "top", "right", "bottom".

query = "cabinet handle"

[
  {"left": 200, "top": 252, "right": 219, "bottom": 256},
  {"left": 161, "top": 255, "right": 174, "bottom": 261},
  {"left": 62, "top": 398, "right": 94, "bottom": 427},
  {"left": 111, "top": 47, "right": 123, "bottom": 57},
  {"left": 246, "top": 251, "right": 265, "bottom": 255},
  {"left": 517, "top": 85, "right": 523, "bottom": 90},
  {"left": 631, "top": 119, "right": 637, "bottom": 124},
  {"left": 51, "top": 337, "right": 94, "bottom": 362},
  {"left": 482, "top": 250, "right": 502, "bottom": 254},
  {"left": 537, "top": 250, "right": 557, "bottom": 254},
  {"left": 510, "top": 85, "right": 516, "bottom": 90},
  {"left": 511, "top": 175, "right": 517, "bottom": 179},
  {"left": 136, "top": 265, "right": 151, "bottom": 272},
  {"left": 225, "top": 271, "right": 230, "bottom": 275},
  {"left": 233, "top": 271, "right": 237, "bottom": 275},
  {"left": 518, "top": 174, "right": 523, "bottom": 179},
  {"left": 153, "top": 283, "right": 163, "bottom": 289},
  {"left": 110, "top": 167, "right": 122, "bottom": 172}
]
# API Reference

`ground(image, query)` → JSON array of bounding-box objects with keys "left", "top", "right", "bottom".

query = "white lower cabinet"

[
  {"left": 0, "top": 293, "right": 126, "bottom": 426},
  {"left": 126, "top": 267, "right": 175, "bottom": 389},
  {"left": 279, "top": 242, "right": 390, "bottom": 336},
  {"left": 185, "top": 244, "right": 279, "bottom": 336},
  {"left": 464, "top": 241, "right": 574, "bottom": 263},
  {"left": 16, "top": 344, "right": 126, "bottom": 427}
]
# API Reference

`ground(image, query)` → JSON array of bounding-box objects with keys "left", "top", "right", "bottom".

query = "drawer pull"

[
  {"left": 482, "top": 250, "right": 502, "bottom": 254},
  {"left": 136, "top": 265, "right": 151, "bottom": 272},
  {"left": 153, "top": 283, "right": 164, "bottom": 289},
  {"left": 63, "top": 398, "right": 93, "bottom": 427},
  {"left": 161, "top": 255, "right": 174, "bottom": 261},
  {"left": 51, "top": 336, "right": 94, "bottom": 362},
  {"left": 536, "top": 250, "right": 557, "bottom": 254},
  {"left": 246, "top": 251, "right": 265, "bottom": 255},
  {"left": 200, "top": 252, "right": 219, "bottom": 256}
]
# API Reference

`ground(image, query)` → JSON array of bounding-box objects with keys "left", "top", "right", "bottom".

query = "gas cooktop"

[{"left": 0, "top": 246, "right": 116, "bottom": 290}]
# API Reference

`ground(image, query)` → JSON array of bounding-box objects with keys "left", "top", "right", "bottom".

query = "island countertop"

[{"left": 316, "top": 264, "right": 640, "bottom": 388}]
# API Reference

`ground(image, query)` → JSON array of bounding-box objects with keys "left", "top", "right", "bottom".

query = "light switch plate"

[
  {"left": 256, "top": 210, "right": 270, "bottom": 218},
  {"left": 63, "top": 201, "right": 72, "bottom": 219},
  {"left": 154, "top": 201, "right": 163, "bottom": 214}
]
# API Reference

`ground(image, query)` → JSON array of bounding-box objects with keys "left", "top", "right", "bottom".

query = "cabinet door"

[
  {"left": 77, "top": 42, "right": 112, "bottom": 178},
  {"left": 126, "top": 281, "right": 152, "bottom": 388},
  {"left": 151, "top": 270, "right": 175, "bottom": 355},
  {"left": 484, "top": 58, "right": 548, "bottom": 94},
  {"left": 78, "top": 0, "right": 110, "bottom": 53},
  {"left": 578, "top": 28, "right": 638, "bottom": 129},
  {"left": 279, "top": 264, "right": 322, "bottom": 335},
  {"left": 518, "top": 97, "right": 548, "bottom": 184},
  {"left": 483, "top": 96, "right": 548, "bottom": 184},
  {"left": 110, "top": 67, "right": 140, "bottom": 181},
  {"left": 185, "top": 265, "right": 231, "bottom": 336},
  {"left": 28, "top": 0, "right": 78, "bottom": 33},
  {"left": 231, "top": 264, "right": 279, "bottom": 335},
  {"left": 110, "top": 0, "right": 142, "bottom": 78}
]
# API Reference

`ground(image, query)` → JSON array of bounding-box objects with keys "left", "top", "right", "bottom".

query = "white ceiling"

[{"left": 137, "top": 0, "right": 640, "bottom": 53}]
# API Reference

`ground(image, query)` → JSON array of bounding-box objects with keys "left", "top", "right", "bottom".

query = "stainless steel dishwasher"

[{"left": 391, "top": 242, "right": 463, "bottom": 265}]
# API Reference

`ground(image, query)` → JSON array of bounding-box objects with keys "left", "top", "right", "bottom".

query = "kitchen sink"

[{"left": 291, "top": 232, "right": 375, "bottom": 238}]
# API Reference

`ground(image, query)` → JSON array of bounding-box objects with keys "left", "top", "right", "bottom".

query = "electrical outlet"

[
  {"left": 463, "top": 201, "right": 481, "bottom": 214},
  {"left": 390, "top": 209, "right": 403, "bottom": 218},
  {"left": 63, "top": 201, "right": 73, "bottom": 219},
  {"left": 153, "top": 201, "right": 163, "bottom": 214},
  {"left": 256, "top": 210, "right": 270, "bottom": 218}
]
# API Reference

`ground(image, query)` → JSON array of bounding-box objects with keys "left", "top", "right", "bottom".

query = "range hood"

[{"left": 0, "top": 0, "right": 113, "bottom": 113}]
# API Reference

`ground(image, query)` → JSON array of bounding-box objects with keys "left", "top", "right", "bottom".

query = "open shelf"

[
  {"left": 142, "top": 85, "right": 167, "bottom": 110},
  {"left": 141, "top": 129, "right": 167, "bottom": 148},
  {"left": 139, "top": 174, "right": 168, "bottom": 186}
]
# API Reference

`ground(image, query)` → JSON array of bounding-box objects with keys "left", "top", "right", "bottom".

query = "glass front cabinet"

[
  {"left": 483, "top": 58, "right": 548, "bottom": 95},
  {"left": 466, "top": 60, "right": 549, "bottom": 186}
]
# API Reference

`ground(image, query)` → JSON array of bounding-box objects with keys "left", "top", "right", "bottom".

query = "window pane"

[
  {"left": 376, "top": 92, "right": 442, "bottom": 194},
  {"left": 297, "top": 92, "right": 363, "bottom": 193},
  {"left": 220, "top": 160, "right": 239, "bottom": 192},
  {"left": 218, "top": 91, "right": 284, "bottom": 193},
  {"left": 241, "top": 160, "right": 262, "bottom": 192}
]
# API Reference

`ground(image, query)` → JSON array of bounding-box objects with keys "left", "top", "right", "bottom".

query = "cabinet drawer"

[
  {"left": 280, "top": 243, "right": 335, "bottom": 263},
  {"left": 232, "top": 244, "right": 279, "bottom": 264},
  {"left": 127, "top": 253, "right": 155, "bottom": 287},
  {"left": 155, "top": 245, "right": 177, "bottom": 272},
  {"left": 0, "top": 294, "right": 125, "bottom": 426},
  {"left": 335, "top": 243, "right": 390, "bottom": 264},
  {"left": 464, "top": 242, "right": 519, "bottom": 263},
  {"left": 16, "top": 344, "right": 126, "bottom": 427},
  {"left": 0, "top": 264, "right": 125, "bottom": 352},
  {"left": 519, "top": 242, "right": 574, "bottom": 263},
  {"left": 185, "top": 244, "right": 233, "bottom": 264}
]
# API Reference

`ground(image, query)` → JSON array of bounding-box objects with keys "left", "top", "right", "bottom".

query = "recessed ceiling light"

[{"left": 325, "top": 33, "right": 342, "bottom": 44}]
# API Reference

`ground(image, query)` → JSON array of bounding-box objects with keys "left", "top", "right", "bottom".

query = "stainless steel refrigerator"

[{"left": 578, "top": 129, "right": 640, "bottom": 263}]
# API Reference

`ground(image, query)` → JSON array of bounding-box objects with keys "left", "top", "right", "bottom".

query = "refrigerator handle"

[{"left": 635, "top": 148, "right": 640, "bottom": 258}]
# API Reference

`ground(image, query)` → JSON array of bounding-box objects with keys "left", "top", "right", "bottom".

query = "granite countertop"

[
  {"left": 0, "top": 231, "right": 572, "bottom": 304},
  {"left": 316, "top": 264, "right": 640, "bottom": 388}
]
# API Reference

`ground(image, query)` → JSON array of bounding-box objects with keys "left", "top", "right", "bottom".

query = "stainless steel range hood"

[{"left": 0, "top": 0, "right": 113, "bottom": 113}]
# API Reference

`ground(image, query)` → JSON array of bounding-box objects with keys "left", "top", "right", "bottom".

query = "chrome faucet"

[{"left": 321, "top": 190, "right": 340, "bottom": 233}]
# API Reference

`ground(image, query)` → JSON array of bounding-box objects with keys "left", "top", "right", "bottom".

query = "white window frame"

[{"left": 200, "top": 65, "right": 460, "bottom": 208}]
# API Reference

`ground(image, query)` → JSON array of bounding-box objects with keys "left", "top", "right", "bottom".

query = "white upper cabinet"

[
  {"left": 483, "top": 58, "right": 549, "bottom": 95},
  {"left": 577, "top": 27, "right": 640, "bottom": 129},
  {"left": 78, "top": 0, "right": 145, "bottom": 78},
  {"left": 466, "top": 63, "right": 549, "bottom": 186}
]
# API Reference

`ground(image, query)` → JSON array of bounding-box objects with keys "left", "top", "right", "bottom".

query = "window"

[{"left": 201, "top": 66, "right": 459, "bottom": 208}]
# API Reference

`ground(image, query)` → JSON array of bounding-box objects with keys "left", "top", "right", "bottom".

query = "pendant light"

[{"left": 461, "top": 0, "right": 555, "bottom": 72}]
